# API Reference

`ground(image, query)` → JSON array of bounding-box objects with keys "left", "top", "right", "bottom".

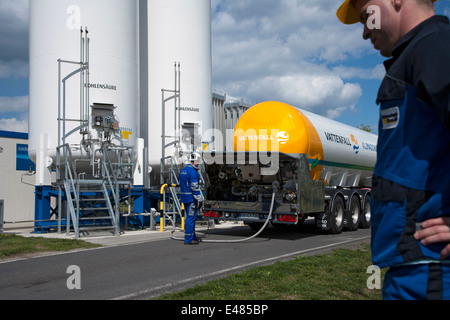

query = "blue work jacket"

[
  {"left": 179, "top": 164, "right": 202, "bottom": 204},
  {"left": 371, "top": 16, "right": 450, "bottom": 268}
]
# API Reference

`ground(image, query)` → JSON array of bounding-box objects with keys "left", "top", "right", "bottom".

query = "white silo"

[
  {"left": 142, "top": 0, "right": 213, "bottom": 183},
  {"left": 29, "top": 0, "right": 139, "bottom": 184}
]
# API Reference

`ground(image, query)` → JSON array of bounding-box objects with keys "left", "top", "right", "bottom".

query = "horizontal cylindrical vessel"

[
  {"left": 233, "top": 101, "right": 378, "bottom": 187},
  {"left": 28, "top": 0, "right": 139, "bottom": 164}
]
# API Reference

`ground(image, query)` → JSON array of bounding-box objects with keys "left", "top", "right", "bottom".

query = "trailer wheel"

[
  {"left": 346, "top": 195, "right": 361, "bottom": 231},
  {"left": 360, "top": 194, "right": 371, "bottom": 228},
  {"left": 329, "top": 195, "right": 345, "bottom": 234}
]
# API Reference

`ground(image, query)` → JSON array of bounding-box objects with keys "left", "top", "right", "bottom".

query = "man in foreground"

[{"left": 337, "top": 0, "right": 450, "bottom": 299}]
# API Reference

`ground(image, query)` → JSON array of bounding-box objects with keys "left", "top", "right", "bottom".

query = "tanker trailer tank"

[
  {"left": 203, "top": 101, "right": 378, "bottom": 234},
  {"left": 233, "top": 101, "right": 378, "bottom": 188}
]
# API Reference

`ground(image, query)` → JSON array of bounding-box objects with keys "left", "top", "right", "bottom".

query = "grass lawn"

[
  {"left": 155, "top": 243, "right": 385, "bottom": 300},
  {"left": 0, "top": 234, "right": 101, "bottom": 260}
]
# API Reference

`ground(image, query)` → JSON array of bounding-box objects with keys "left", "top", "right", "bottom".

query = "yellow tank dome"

[
  {"left": 233, "top": 101, "right": 324, "bottom": 179},
  {"left": 234, "top": 101, "right": 322, "bottom": 155}
]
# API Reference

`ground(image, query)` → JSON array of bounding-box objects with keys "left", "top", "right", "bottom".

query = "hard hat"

[{"left": 337, "top": 0, "right": 439, "bottom": 24}]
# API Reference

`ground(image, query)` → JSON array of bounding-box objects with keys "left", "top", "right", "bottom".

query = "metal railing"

[
  {"left": 55, "top": 143, "right": 135, "bottom": 238},
  {"left": 0, "top": 200, "right": 4, "bottom": 234}
]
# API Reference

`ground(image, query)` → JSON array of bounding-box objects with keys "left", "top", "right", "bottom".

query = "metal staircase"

[{"left": 57, "top": 144, "right": 134, "bottom": 238}]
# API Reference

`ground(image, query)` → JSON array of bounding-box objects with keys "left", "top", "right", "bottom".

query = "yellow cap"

[
  {"left": 337, "top": 0, "right": 439, "bottom": 24},
  {"left": 337, "top": 0, "right": 359, "bottom": 24}
]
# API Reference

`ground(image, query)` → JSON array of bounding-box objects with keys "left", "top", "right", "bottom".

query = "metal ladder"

[
  {"left": 160, "top": 62, "right": 181, "bottom": 186},
  {"left": 57, "top": 144, "right": 133, "bottom": 238},
  {"left": 63, "top": 178, "right": 118, "bottom": 238}
]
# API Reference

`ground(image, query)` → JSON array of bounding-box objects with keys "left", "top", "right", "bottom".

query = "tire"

[
  {"left": 329, "top": 195, "right": 345, "bottom": 234},
  {"left": 360, "top": 194, "right": 372, "bottom": 228},
  {"left": 345, "top": 195, "right": 361, "bottom": 231}
]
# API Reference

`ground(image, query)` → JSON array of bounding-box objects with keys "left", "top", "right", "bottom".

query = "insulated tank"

[
  {"left": 233, "top": 101, "right": 378, "bottom": 187},
  {"left": 143, "top": 0, "right": 212, "bottom": 171},
  {"left": 28, "top": 0, "right": 139, "bottom": 164}
]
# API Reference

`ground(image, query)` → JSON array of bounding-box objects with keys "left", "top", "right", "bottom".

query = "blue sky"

[{"left": 0, "top": 0, "right": 449, "bottom": 134}]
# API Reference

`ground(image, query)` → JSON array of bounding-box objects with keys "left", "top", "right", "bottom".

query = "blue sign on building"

[{"left": 16, "top": 144, "right": 35, "bottom": 172}]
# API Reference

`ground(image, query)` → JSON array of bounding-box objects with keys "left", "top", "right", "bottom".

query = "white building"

[{"left": 0, "top": 131, "right": 35, "bottom": 230}]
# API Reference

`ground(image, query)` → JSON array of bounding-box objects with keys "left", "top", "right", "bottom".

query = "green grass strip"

[
  {"left": 156, "top": 244, "right": 385, "bottom": 300},
  {"left": 0, "top": 234, "right": 101, "bottom": 259}
]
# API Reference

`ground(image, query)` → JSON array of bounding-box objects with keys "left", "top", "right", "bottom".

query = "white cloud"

[
  {"left": 0, "top": 0, "right": 28, "bottom": 22},
  {"left": 0, "top": 0, "right": 29, "bottom": 64},
  {"left": 0, "top": 96, "right": 28, "bottom": 113},
  {"left": 0, "top": 96, "right": 28, "bottom": 132},
  {"left": 0, "top": 117, "right": 28, "bottom": 133},
  {"left": 0, "top": 60, "right": 28, "bottom": 79},
  {"left": 244, "top": 70, "right": 362, "bottom": 119},
  {"left": 333, "top": 64, "right": 386, "bottom": 80},
  {"left": 212, "top": 0, "right": 372, "bottom": 119}
]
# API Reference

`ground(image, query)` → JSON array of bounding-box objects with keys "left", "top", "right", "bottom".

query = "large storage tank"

[
  {"left": 143, "top": 0, "right": 212, "bottom": 176},
  {"left": 233, "top": 101, "right": 378, "bottom": 187},
  {"left": 28, "top": 0, "right": 139, "bottom": 167}
]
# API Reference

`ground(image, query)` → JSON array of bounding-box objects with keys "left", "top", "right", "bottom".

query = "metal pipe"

[
  {"left": 80, "top": 28, "right": 84, "bottom": 133},
  {"left": 174, "top": 62, "right": 177, "bottom": 135},
  {"left": 0, "top": 200, "right": 4, "bottom": 234},
  {"left": 63, "top": 78, "right": 66, "bottom": 148},
  {"left": 57, "top": 59, "right": 61, "bottom": 181},
  {"left": 85, "top": 28, "right": 90, "bottom": 134},
  {"left": 178, "top": 62, "right": 181, "bottom": 147},
  {"left": 57, "top": 59, "right": 82, "bottom": 65},
  {"left": 161, "top": 88, "right": 166, "bottom": 185},
  {"left": 58, "top": 185, "right": 62, "bottom": 234},
  {"left": 3, "top": 219, "right": 61, "bottom": 224}
]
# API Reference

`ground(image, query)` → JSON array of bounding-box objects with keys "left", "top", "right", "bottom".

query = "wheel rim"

[
  {"left": 351, "top": 199, "right": 360, "bottom": 224},
  {"left": 334, "top": 202, "right": 344, "bottom": 226},
  {"left": 364, "top": 201, "right": 371, "bottom": 223}
]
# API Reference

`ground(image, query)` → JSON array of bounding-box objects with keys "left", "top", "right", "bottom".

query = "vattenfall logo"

[
  {"left": 237, "top": 131, "right": 290, "bottom": 144},
  {"left": 324, "top": 132, "right": 360, "bottom": 154},
  {"left": 324, "top": 132, "right": 376, "bottom": 155},
  {"left": 324, "top": 132, "right": 352, "bottom": 146},
  {"left": 276, "top": 131, "right": 289, "bottom": 145},
  {"left": 238, "top": 134, "right": 274, "bottom": 142},
  {"left": 350, "top": 134, "right": 360, "bottom": 155}
]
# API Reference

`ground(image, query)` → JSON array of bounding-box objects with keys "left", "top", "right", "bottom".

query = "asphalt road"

[{"left": 0, "top": 222, "right": 370, "bottom": 300}]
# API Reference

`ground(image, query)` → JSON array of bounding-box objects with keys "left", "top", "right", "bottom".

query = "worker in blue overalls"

[
  {"left": 179, "top": 153, "right": 203, "bottom": 245},
  {"left": 337, "top": 0, "right": 450, "bottom": 299}
]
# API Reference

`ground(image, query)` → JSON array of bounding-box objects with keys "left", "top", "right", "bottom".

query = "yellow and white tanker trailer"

[{"left": 203, "top": 101, "right": 378, "bottom": 234}]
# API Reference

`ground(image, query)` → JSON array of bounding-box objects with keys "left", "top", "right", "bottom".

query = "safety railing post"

[
  {"left": 181, "top": 203, "right": 185, "bottom": 231},
  {"left": 0, "top": 200, "right": 4, "bottom": 234}
]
